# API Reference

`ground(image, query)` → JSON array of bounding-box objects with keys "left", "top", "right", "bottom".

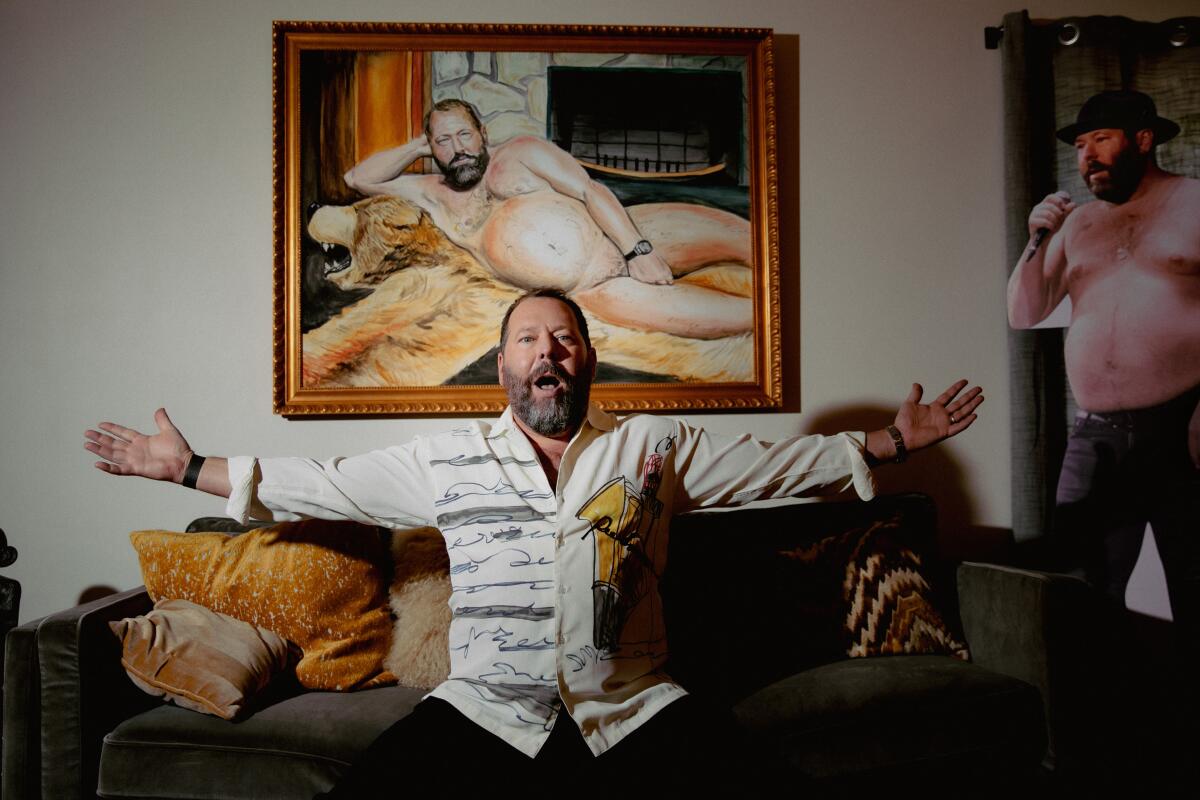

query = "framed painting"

[{"left": 273, "top": 20, "right": 779, "bottom": 415}]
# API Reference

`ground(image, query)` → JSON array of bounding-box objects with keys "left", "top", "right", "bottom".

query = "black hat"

[{"left": 1056, "top": 90, "right": 1180, "bottom": 145}]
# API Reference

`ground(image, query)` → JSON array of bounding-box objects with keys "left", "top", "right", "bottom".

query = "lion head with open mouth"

[{"left": 308, "top": 195, "right": 449, "bottom": 289}]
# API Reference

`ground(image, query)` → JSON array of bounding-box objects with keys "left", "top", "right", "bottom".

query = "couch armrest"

[
  {"left": 957, "top": 562, "right": 1096, "bottom": 770},
  {"left": 29, "top": 587, "right": 154, "bottom": 800},
  {"left": 5, "top": 619, "right": 41, "bottom": 800}
]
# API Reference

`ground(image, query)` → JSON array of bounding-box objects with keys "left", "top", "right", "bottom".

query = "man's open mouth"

[{"left": 533, "top": 374, "right": 562, "bottom": 392}]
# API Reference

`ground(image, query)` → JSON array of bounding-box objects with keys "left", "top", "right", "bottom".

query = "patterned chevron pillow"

[{"left": 779, "top": 516, "right": 968, "bottom": 660}]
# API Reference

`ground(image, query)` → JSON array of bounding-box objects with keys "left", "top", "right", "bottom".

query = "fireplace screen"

[{"left": 549, "top": 68, "right": 743, "bottom": 184}]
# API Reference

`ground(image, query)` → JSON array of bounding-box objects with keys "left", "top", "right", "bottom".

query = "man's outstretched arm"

[
  {"left": 84, "top": 408, "right": 231, "bottom": 497},
  {"left": 85, "top": 410, "right": 437, "bottom": 528},
  {"left": 676, "top": 379, "right": 985, "bottom": 510}
]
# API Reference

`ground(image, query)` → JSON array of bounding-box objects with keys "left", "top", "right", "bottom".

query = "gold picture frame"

[{"left": 273, "top": 20, "right": 779, "bottom": 415}]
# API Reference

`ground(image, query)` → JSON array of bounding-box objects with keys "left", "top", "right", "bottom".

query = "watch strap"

[{"left": 884, "top": 425, "right": 908, "bottom": 463}]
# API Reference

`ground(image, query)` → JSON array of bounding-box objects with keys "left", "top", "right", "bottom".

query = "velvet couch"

[{"left": 3, "top": 493, "right": 1075, "bottom": 798}]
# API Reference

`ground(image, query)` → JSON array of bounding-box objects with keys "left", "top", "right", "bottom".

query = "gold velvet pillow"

[
  {"left": 110, "top": 598, "right": 294, "bottom": 720},
  {"left": 131, "top": 519, "right": 396, "bottom": 691},
  {"left": 384, "top": 527, "right": 452, "bottom": 689}
]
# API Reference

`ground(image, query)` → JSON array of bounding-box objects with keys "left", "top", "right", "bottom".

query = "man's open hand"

[
  {"left": 893, "top": 380, "right": 984, "bottom": 454},
  {"left": 85, "top": 408, "right": 193, "bottom": 482}
]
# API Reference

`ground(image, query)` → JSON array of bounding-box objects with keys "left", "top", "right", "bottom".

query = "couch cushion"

[
  {"left": 733, "top": 655, "right": 1045, "bottom": 781},
  {"left": 98, "top": 685, "right": 427, "bottom": 799}
]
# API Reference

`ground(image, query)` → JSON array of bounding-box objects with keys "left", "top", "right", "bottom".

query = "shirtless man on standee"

[
  {"left": 1007, "top": 91, "right": 1200, "bottom": 632},
  {"left": 340, "top": 99, "right": 753, "bottom": 340}
]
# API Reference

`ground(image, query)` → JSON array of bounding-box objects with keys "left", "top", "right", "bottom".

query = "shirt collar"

[{"left": 584, "top": 402, "right": 616, "bottom": 431}]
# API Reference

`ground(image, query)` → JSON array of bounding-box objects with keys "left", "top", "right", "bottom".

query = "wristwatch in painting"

[{"left": 623, "top": 239, "right": 653, "bottom": 261}]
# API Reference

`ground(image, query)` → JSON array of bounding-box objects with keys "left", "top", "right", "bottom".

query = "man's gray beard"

[
  {"left": 501, "top": 363, "right": 591, "bottom": 437},
  {"left": 435, "top": 149, "right": 490, "bottom": 190}
]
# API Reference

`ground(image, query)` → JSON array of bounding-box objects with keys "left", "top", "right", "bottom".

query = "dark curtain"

[{"left": 1001, "top": 11, "right": 1200, "bottom": 544}]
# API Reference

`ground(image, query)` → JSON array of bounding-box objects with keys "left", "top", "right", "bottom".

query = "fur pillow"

[
  {"left": 131, "top": 520, "right": 396, "bottom": 691},
  {"left": 110, "top": 598, "right": 295, "bottom": 720},
  {"left": 385, "top": 527, "right": 452, "bottom": 689}
]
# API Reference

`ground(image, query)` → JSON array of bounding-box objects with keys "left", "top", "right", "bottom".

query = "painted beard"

[
  {"left": 435, "top": 148, "right": 490, "bottom": 191},
  {"left": 501, "top": 360, "right": 591, "bottom": 437},
  {"left": 1084, "top": 144, "right": 1146, "bottom": 203}
]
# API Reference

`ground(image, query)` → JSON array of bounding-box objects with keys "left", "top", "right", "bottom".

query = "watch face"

[{"left": 624, "top": 239, "right": 653, "bottom": 260}]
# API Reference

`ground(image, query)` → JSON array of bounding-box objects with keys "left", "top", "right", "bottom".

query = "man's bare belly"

[
  {"left": 1066, "top": 269, "right": 1200, "bottom": 411},
  {"left": 467, "top": 190, "right": 625, "bottom": 293}
]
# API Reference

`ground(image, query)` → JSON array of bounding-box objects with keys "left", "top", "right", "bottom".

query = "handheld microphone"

[{"left": 1025, "top": 228, "right": 1050, "bottom": 262}]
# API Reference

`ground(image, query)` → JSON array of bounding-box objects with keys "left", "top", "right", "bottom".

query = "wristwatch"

[{"left": 623, "top": 239, "right": 653, "bottom": 261}]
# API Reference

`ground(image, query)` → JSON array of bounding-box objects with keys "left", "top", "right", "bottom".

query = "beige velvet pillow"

[
  {"left": 131, "top": 519, "right": 396, "bottom": 691},
  {"left": 385, "top": 527, "right": 452, "bottom": 689},
  {"left": 110, "top": 598, "right": 294, "bottom": 720}
]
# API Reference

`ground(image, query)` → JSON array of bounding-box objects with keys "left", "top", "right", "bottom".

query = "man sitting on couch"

[{"left": 84, "top": 288, "right": 983, "bottom": 796}]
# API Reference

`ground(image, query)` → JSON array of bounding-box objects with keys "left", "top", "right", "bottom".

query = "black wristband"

[
  {"left": 885, "top": 425, "right": 908, "bottom": 463},
  {"left": 181, "top": 454, "right": 206, "bottom": 489}
]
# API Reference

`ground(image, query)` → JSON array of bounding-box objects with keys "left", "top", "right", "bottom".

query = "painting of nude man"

[{"left": 273, "top": 22, "right": 779, "bottom": 415}]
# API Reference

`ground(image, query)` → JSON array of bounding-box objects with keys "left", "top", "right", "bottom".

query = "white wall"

[{"left": 2, "top": 0, "right": 1190, "bottom": 623}]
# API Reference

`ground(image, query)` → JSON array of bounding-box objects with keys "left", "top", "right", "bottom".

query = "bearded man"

[
  {"left": 340, "top": 99, "right": 755, "bottom": 340},
  {"left": 85, "top": 289, "right": 983, "bottom": 796},
  {"left": 1007, "top": 90, "right": 1200, "bottom": 646}
]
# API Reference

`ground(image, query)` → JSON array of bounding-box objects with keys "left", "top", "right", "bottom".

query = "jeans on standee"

[
  {"left": 1052, "top": 386, "right": 1200, "bottom": 785},
  {"left": 1053, "top": 387, "right": 1200, "bottom": 626}
]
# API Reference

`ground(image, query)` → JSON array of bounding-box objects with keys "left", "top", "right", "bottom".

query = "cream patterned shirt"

[{"left": 226, "top": 404, "right": 876, "bottom": 757}]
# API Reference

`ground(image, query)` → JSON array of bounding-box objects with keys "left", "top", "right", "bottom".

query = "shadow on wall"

[
  {"left": 803, "top": 404, "right": 1014, "bottom": 566},
  {"left": 78, "top": 585, "right": 120, "bottom": 606}
]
